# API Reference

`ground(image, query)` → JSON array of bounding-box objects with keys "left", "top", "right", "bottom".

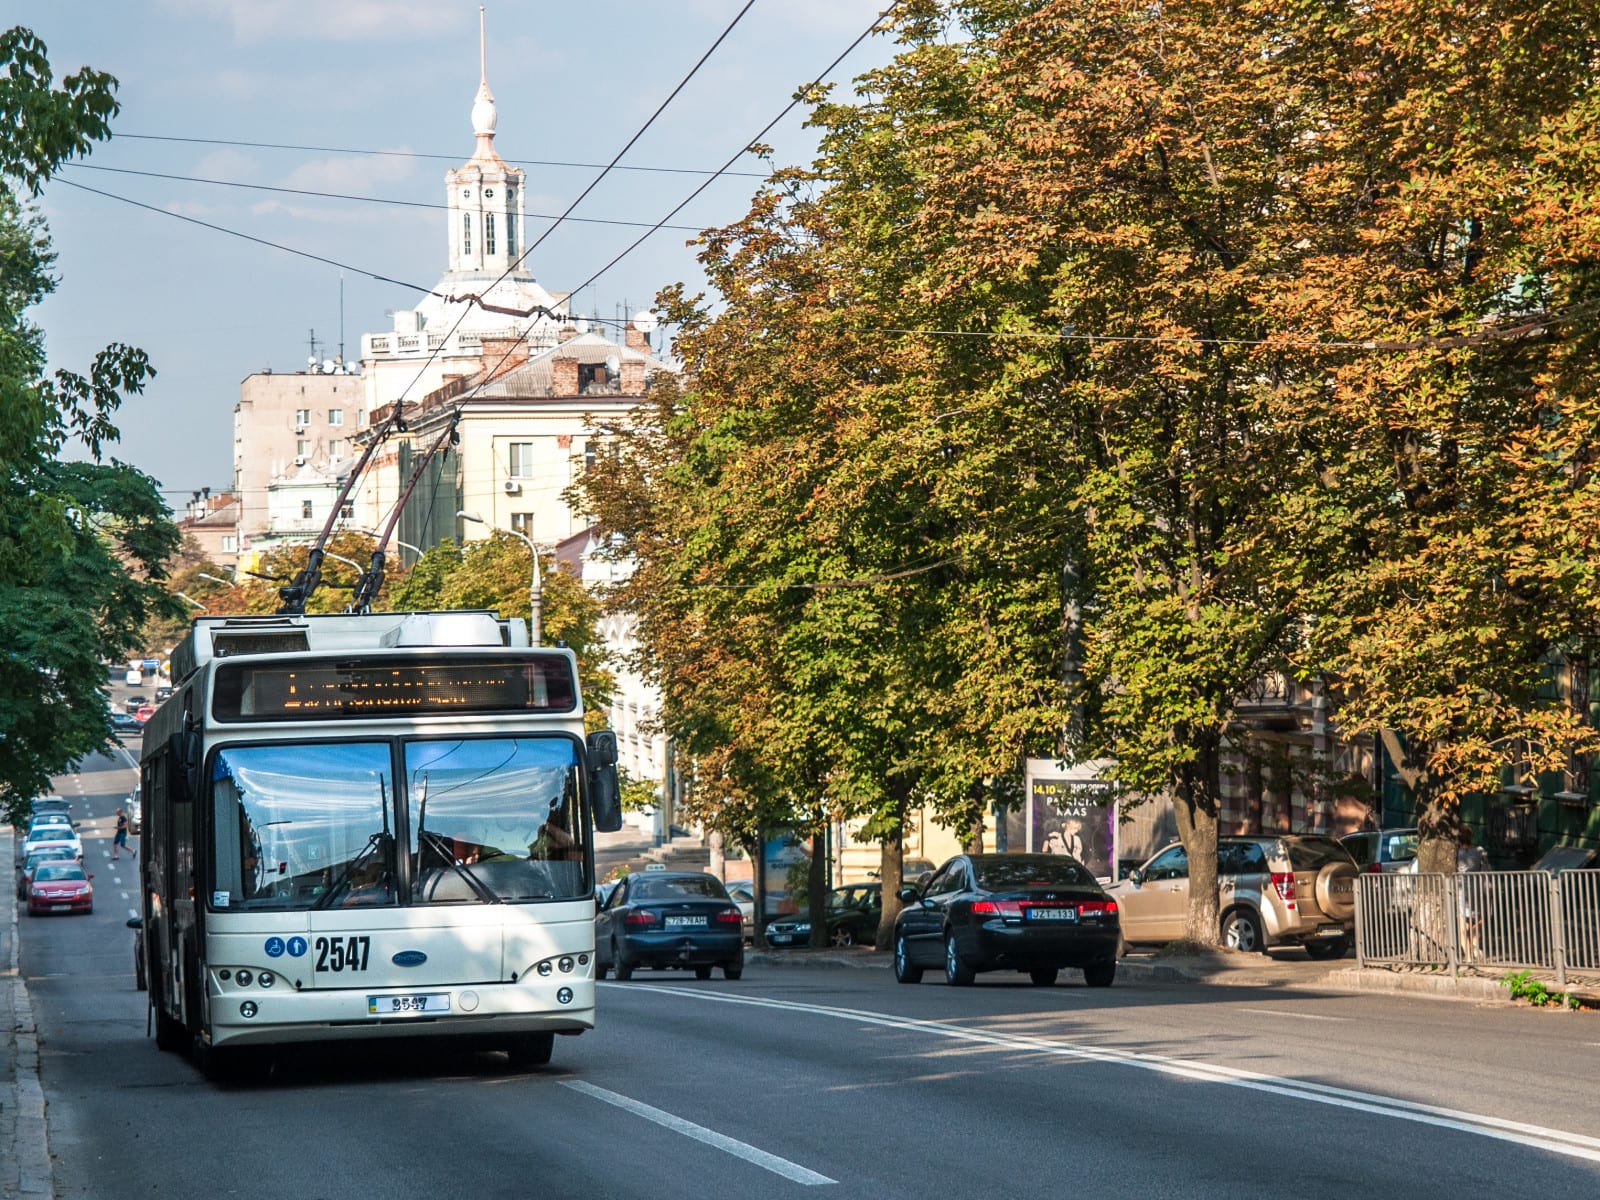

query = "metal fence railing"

[
  {"left": 1356, "top": 869, "right": 1600, "bottom": 989},
  {"left": 1563, "top": 870, "right": 1600, "bottom": 974}
]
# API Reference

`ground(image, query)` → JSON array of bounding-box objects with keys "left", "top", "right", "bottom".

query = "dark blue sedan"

[
  {"left": 596, "top": 871, "right": 745, "bottom": 981},
  {"left": 893, "top": 854, "right": 1120, "bottom": 987}
]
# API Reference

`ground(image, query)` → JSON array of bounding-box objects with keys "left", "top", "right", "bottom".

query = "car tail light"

[
  {"left": 1271, "top": 872, "right": 1297, "bottom": 905},
  {"left": 1078, "top": 900, "right": 1118, "bottom": 917},
  {"left": 1365, "top": 862, "right": 1384, "bottom": 874},
  {"left": 971, "top": 900, "right": 1023, "bottom": 917},
  {"left": 624, "top": 910, "right": 660, "bottom": 927},
  {"left": 713, "top": 908, "right": 742, "bottom": 926}
]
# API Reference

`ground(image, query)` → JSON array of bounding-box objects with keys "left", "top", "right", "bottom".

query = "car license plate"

[
  {"left": 367, "top": 993, "right": 450, "bottom": 1017},
  {"left": 769, "top": 933, "right": 792, "bottom": 944},
  {"left": 1027, "top": 907, "right": 1077, "bottom": 922},
  {"left": 52, "top": 904, "right": 72, "bottom": 912},
  {"left": 664, "top": 916, "right": 707, "bottom": 928}
]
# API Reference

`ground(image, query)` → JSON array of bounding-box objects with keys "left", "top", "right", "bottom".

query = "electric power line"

[
  {"left": 112, "top": 131, "right": 769, "bottom": 179},
  {"left": 59, "top": 162, "right": 705, "bottom": 233}
]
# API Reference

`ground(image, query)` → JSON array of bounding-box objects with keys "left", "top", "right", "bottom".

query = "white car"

[
  {"left": 126, "top": 787, "right": 142, "bottom": 834},
  {"left": 18, "top": 833, "right": 82, "bottom": 868}
]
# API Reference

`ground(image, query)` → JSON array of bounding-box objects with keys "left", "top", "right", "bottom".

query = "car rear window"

[
  {"left": 631, "top": 876, "right": 728, "bottom": 901},
  {"left": 1287, "top": 837, "right": 1355, "bottom": 870},
  {"left": 974, "top": 859, "right": 1096, "bottom": 889},
  {"left": 1379, "top": 832, "right": 1418, "bottom": 863}
]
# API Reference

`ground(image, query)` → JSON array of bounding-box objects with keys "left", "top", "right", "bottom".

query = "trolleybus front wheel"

[{"left": 506, "top": 1032, "right": 555, "bottom": 1070}]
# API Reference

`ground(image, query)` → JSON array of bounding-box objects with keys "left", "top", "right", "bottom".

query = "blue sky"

[{"left": 23, "top": 1, "right": 899, "bottom": 502}]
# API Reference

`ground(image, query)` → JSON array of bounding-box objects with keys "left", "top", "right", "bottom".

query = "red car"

[
  {"left": 134, "top": 703, "right": 156, "bottom": 724},
  {"left": 27, "top": 862, "right": 94, "bottom": 916}
]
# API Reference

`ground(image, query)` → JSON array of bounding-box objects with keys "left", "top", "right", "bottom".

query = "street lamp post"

[
  {"left": 175, "top": 592, "right": 206, "bottom": 611},
  {"left": 457, "top": 510, "right": 542, "bottom": 646},
  {"left": 197, "top": 572, "right": 234, "bottom": 588}
]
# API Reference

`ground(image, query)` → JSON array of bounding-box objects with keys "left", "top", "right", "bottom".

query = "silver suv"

[{"left": 1107, "top": 835, "right": 1358, "bottom": 958}]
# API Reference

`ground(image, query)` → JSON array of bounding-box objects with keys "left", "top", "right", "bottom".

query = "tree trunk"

[
  {"left": 807, "top": 832, "right": 828, "bottom": 948},
  {"left": 1173, "top": 734, "right": 1223, "bottom": 945},
  {"left": 708, "top": 829, "right": 725, "bottom": 881},
  {"left": 875, "top": 818, "right": 905, "bottom": 950}
]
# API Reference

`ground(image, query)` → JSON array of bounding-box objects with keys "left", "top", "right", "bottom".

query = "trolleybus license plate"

[{"left": 368, "top": 993, "right": 450, "bottom": 1016}]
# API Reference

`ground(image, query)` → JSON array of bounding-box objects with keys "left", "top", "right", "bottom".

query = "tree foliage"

[
  {"left": 578, "top": 0, "right": 1600, "bottom": 939},
  {"left": 0, "top": 27, "right": 179, "bottom": 822}
]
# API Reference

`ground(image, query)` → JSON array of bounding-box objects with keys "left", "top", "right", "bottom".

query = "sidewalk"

[{"left": 2, "top": 825, "right": 54, "bottom": 1197}]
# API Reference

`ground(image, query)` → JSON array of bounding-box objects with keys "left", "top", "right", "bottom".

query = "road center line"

[
  {"left": 560, "top": 1080, "right": 835, "bottom": 1186},
  {"left": 1235, "top": 1008, "right": 1349, "bottom": 1022},
  {"left": 610, "top": 983, "right": 1600, "bottom": 1165}
]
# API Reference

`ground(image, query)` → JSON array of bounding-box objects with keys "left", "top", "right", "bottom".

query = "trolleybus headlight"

[
  {"left": 259, "top": 972, "right": 275, "bottom": 988},
  {"left": 218, "top": 969, "right": 232, "bottom": 981},
  {"left": 558, "top": 956, "right": 574, "bottom": 973},
  {"left": 557, "top": 987, "right": 573, "bottom": 1005},
  {"left": 577, "top": 953, "right": 589, "bottom": 966},
  {"left": 240, "top": 1001, "right": 258, "bottom": 1018},
  {"left": 537, "top": 962, "right": 553, "bottom": 976},
  {"left": 236, "top": 969, "right": 253, "bottom": 986}
]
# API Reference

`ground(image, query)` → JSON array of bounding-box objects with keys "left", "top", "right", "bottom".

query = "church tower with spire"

[
  {"left": 360, "top": 6, "right": 567, "bottom": 417},
  {"left": 445, "top": 6, "right": 524, "bottom": 277}
]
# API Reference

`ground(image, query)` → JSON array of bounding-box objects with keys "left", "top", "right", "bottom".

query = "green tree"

[{"left": 0, "top": 28, "right": 179, "bottom": 822}]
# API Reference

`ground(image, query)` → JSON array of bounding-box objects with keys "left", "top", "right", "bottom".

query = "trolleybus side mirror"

[
  {"left": 586, "top": 731, "right": 623, "bottom": 833},
  {"left": 167, "top": 729, "right": 201, "bottom": 803}
]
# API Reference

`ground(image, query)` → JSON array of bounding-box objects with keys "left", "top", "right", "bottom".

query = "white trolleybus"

[{"left": 137, "top": 609, "right": 622, "bottom": 1080}]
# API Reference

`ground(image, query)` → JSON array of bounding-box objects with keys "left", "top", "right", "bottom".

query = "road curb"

[{"left": 3, "top": 825, "right": 55, "bottom": 1197}]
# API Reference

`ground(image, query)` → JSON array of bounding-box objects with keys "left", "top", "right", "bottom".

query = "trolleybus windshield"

[{"left": 209, "top": 737, "right": 589, "bottom": 912}]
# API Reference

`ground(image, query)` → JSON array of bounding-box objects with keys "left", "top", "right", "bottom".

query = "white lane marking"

[
  {"left": 1235, "top": 1008, "right": 1349, "bottom": 1022},
  {"left": 561, "top": 1080, "right": 835, "bottom": 1186},
  {"left": 120, "top": 891, "right": 130, "bottom": 900},
  {"left": 612, "top": 983, "right": 1600, "bottom": 1165},
  {"left": 126, "top": 908, "right": 138, "bottom": 919}
]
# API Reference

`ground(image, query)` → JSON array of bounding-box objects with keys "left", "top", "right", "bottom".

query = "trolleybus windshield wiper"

[
  {"left": 413, "top": 772, "right": 500, "bottom": 904},
  {"left": 314, "top": 831, "right": 391, "bottom": 909}
]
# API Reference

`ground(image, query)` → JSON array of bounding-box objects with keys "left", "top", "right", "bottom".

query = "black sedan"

[
  {"left": 596, "top": 871, "right": 745, "bottom": 981},
  {"left": 893, "top": 854, "right": 1120, "bottom": 987},
  {"left": 765, "top": 884, "right": 882, "bottom": 948}
]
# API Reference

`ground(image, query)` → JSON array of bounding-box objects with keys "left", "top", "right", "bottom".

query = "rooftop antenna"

[
  {"left": 307, "top": 328, "right": 322, "bottom": 369},
  {"left": 339, "top": 272, "right": 345, "bottom": 365}
]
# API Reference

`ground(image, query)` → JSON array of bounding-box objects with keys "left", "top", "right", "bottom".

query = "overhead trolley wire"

[{"left": 110, "top": 132, "right": 769, "bottom": 179}]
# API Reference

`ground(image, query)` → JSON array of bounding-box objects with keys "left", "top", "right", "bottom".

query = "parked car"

[
  {"left": 26, "top": 861, "right": 94, "bottom": 916},
  {"left": 30, "top": 797, "right": 71, "bottom": 817},
  {"left": 595, "top": 871, "right": 744, "bottom": 981},
  {"left": 154, "top": 686, "right": 174, "bottom": 703},
  {"left": 123, "top": 695, "right": 147, "bottom": 714},
  {"left": 126, "top": 786, "right": 142, "bottom": 834},
  {"left": 1341, "top": 828, "right": 1419, "bottom": 874},
  {"left": 893, "top": 854, "right": 1121, "bottom": 987},
  {"left": 133, "top": 704, "right": 156, "bottom": 724},
  {"left": 27, "top": 813, "right": 75, "bottom": 839},
  {"left": 765, "top": 884, "right": 882, "bottom": 948},
  {"left": 16, "top": 847, "right": 78, "bottom": 899},
  {"left": 722, "top": 880, "right": 756, "bottom": 941},
  {"left": 1108, "top": 835, "right": 1358, "bottom": 958},
  {"left": 16, "top": 831, "right": 82, "bottom": 869},
  {"left": 111, "top": 711, "right": 141, "bottom": 735}
]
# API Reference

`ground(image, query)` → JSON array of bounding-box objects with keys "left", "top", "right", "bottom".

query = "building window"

[
  {"left": 301, "top": 500, "right": 313, "bottom": 520},
  {"left": 510, "top": 512, "right": 534, "bottom": 535},
  {"left": 463, "top": 212, "right": 472, "bottom": 255},
  {"left": 295, "top": 408, "right": 310, "bottom": 426},
  {"left": 296, "top": 439, "right": 310, "bottom": 458},
  {"left": 328, "top": 439, "right": 344, "bottom": 458},
  {"left": 328, "top": 409, "right": 343, "bottom": 426},
  {"left": 357, "top": 410, "right": 367, "bottom": 428},
  {"left": 485, "top": 213, "right": 496, "bottom": 255},
  {"left": 340, "top": 502, "right": 354, "bottom": 520},
  {"left": 221, "top": 535, "right": 237, "bottom": 553},
  {"left": 508, "top": 442, "right": 534, "bottom": 477},
  {"left": 583, "top": 441, "right": 598, "bottom": 473},
  {"left": 506, "top": 212, "right": 516, "bottom": 256}
]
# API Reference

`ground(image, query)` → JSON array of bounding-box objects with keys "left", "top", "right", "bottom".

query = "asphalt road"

[{"left": 20, "top": 746, "right": 1600, "bottom": 1199}]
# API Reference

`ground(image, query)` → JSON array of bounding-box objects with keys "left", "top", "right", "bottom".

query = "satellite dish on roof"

[
  {"left": 322, "top": 359, "right": 336, "bottom": 374},
  {"left": 604, "top": 353, "right": 620, "bottom": 377},
  {"left": 631, "top": 309, "right": 658, "bottom": 336},
  {"left": 575, "top": 317, "right": 590, "bottom": 334}
]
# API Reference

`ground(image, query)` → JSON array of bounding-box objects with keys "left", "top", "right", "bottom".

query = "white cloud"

[
  {"left": 192, "top": 149, "right": 263, "bottom": 181},
  {"left": 158, "top": 0, "right": 460, "bottom": 43},
  {"left": 277, "top": 150, "right": 418, "bottom": 194}
]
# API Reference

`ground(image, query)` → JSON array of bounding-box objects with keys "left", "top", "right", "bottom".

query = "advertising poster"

[
  {"left": 1025, "top": 760, "right": 1118, "bottom": 881},
  {"left": 759, "top": 828, "right": 810, "bottom": 919}
]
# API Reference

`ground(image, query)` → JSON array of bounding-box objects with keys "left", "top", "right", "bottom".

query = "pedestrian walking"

[{"left": 112, "top": 806, "right": 137, "bottom": 861}]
